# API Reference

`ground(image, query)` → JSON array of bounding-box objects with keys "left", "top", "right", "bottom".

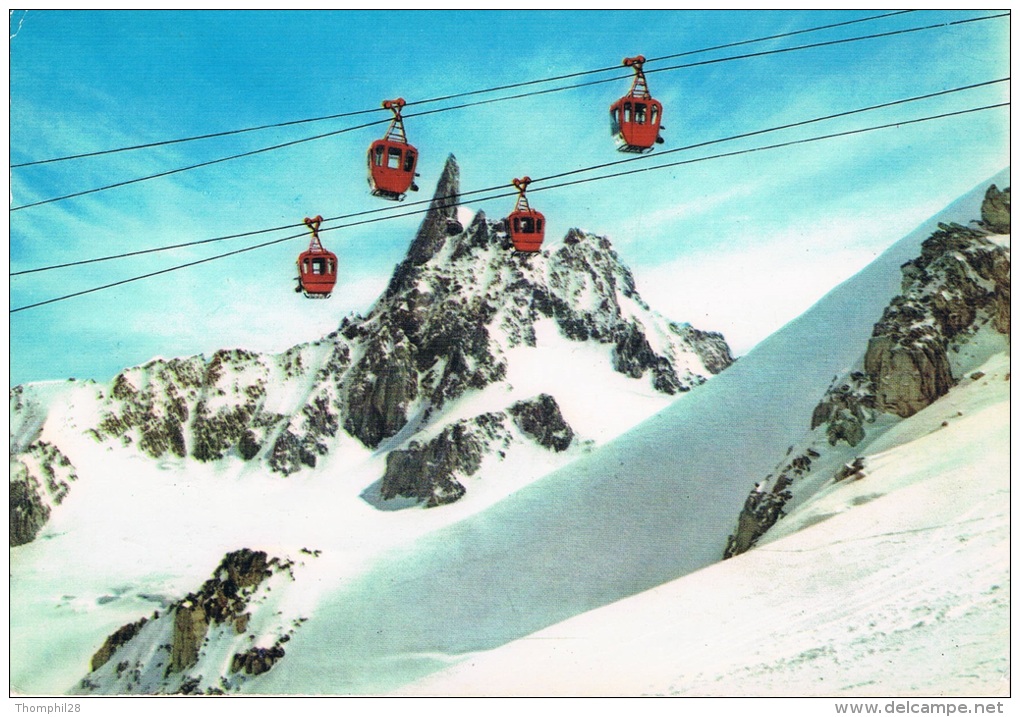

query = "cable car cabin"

[
  {"left": 507, "top": 177, "right": 545, "bottom": 253},
  {"left": 610, "top": 96, "right": 663, "bottom": 152},
  {"left": 296, "top": 216, "right": 338, "bottom": 298},
  {"left": 297, "top": 250, "right": 337, "bottom": 297},
  {"left": 368, "top": 98, "right": 419, "bottom": 201},
  {"left": 610, "top": 55, "right": 664, "bottom": 154},
  {"left": 368, "top": 139, "right": 418, "bottom": 199},
  {"left": 508, "top": 210, "right": 545, "bottom": 252}
]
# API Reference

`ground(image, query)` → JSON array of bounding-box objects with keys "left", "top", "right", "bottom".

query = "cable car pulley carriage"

[
  {"left": 295, "top": 215, "right": 338, "bottom": 298},
  {"left": 368, "top": 98, "right": 420, "bottom": 201},
  {"left": 610, "top": 55, "right": 664, "bottom": 153},
  {"left": 506, "top": 177, "right": 545, "bottom": 253}
]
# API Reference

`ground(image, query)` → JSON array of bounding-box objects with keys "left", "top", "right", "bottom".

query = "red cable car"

[
  {"left": 367, "top": 98, "right": 420, "bottom": 201},
  {"left": 295, "top": 216, "right": 338, "bottom": 298},
  {"left": 609, "top": 55, "right": 664, "bottom": 153},
  {"left": 507, "top": 177, "right": 545, "bottom": 253}
]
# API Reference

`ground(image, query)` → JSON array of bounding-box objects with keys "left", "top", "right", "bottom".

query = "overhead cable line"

[
  {"left": 644, "top": 12, "right": 1010, "bottom": 79},
  {"left": 11, "top": 77, "right": 1008, "bottom": 277},
  {"left": 11, "top": 10, "right": 918, "bottom": 169},
  {"left": 536, "top": 77, "right": 1010, "bottom": 185},
  {"left": 526, "top": 103, "right": 1009, "bottom": 198},
  {"left": 8, "top": 115, "right": 392, "bottom": 212},
  {"left": 10, "top": 101, "right": 1008, "bottom": 315},
  {"left": 9, "top": 11, "right": 1007, "bottom": 213}
]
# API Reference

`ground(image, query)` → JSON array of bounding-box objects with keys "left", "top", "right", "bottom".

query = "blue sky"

[{"left": 8, "top": 10, "right": 1010, "bottom": 386}]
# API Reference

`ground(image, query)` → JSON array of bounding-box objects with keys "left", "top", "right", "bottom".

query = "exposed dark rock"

[
  {"left": 811, "top": 371, "right": 876, "bottom": 446},
  {"left": 507, "top": 394, "right": 574, "bottom": 451},
  {"left": 343, "top": 328, "right": 419, "bottom": 448},
  {"left": 381, "top": 413, "right": 510, "bottom": 507},
  {"left": 167, "top": 549, "right": 273, "bottom": 674},
  {"left": 726, "top": 185, "right": 1010, "bottom": 559},
  {"left": 724, "top": 483, "right": 792, "bottom": 559},
  {"left": 192, "top": 404, "right": 257, "bottom": 462},
  {"left": 671, "top": 323, "right": 735, "bottom": 375},
  {"left": 268, "top": 429, "right": 324, "bottom": 475},
  {"left": 980, "top": 184, "right": 1010, "bottom": 234},
  {"left": 10, "top": 441, "right": 77, "bottom": 546},
  {"left": 864, "top": 332, "right": 955, "bottom": 418},
  {"left": 90, "top": 618, "right": 149, "bottom": 672},
  {"left": 387, "top": 155, "right": 461, "bottom": 295},
  {"left": 170, "top": 602, "right": 208, "bottom": 674},
  {"left": 612, "top": 322, "right": 658, "bottom": 379},
  {"left": 237, "top": 430, "right": 262, "bottom": 461},
  {"left": 9, "top": 476, "right": 50, "bottom": 547},
  {"left": 864, "top": 216, "right": 1009, "bottom": 418},
  {"left": 231, "top": 644, "right": 286, "bottom": 676},
  {"left": 834, "top": 457, "right": 866, "bottom": 482},
  {"left": 79, "top": 549, "right": 300, "bottom": 694}
]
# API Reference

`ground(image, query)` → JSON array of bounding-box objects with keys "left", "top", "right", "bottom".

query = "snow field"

[{"left": 404, "top": 362, "right": 1009, "bottom": 696}]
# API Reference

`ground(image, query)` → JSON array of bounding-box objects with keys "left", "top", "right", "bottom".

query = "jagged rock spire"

[{"left": 406, "top": 154, "right": 460, "bottom": 266}]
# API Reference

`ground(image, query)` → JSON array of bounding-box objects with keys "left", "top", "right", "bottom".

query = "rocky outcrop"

[
  {"left": 379, "top": 393, "right": 577, "bottom": 507},
  {"left": 507, "top": 394, "right": 573, "bottom": 452},
  {"left": 980, "top": 184, "right": 1010, "bottom": 234},
  {"left": 342, "top": 328, "right": 420, "bottom": 449},
  {"left": 231, "top": 643, "right": 286, "bottom": 676},
  {"left": 90, "top": 618, "right": 149, "bottom": 672},
  {"left": 167, "top": 548, "right": 274, "bottom": 674},
  {"left": 9, "top": 476, "right": 50, "bottom": 547},
  {"left": 865, "top": 221, "right": 1009, "bottom": 418},
  {"left": 865, "top": 331, "right": 955, "bottom": 419},
  {"left": 9, "top": 441, "right": 77, "bottom": 546},
  {"left": 403, "top": 153, "right": 460, "bottom": 268},
  {"left": 91, "top": 351, "right": 288, "bottom": 462},
  {"left": 724, "top": 481, "right": 792, "bottom": 559},
  {"left": 810, "top": 371, "right": 875, "bottom": 446},
  {"left": 381, "top": 413, "right": 511, "bottom": 507},
  {"left": 813, "top": 206, "right": 1011, "bottom": 437},
  {"left": 77, "top": 548, "right": 314, "bottom": 695},
  {"left": 672, "top": 323, "right": 734, "bottom": 376}
]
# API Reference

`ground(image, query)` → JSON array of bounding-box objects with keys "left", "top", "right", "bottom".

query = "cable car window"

[
  {"left": 302, "top": 258, "right": 310, "bottom": 274},
  {"left": 328, "top": 260, "right": 335, "bottom": 275},
  {"left": 520, "top": 216, "right": 534, "bottom": 233},
  {"left": 387, "top": 146, "right": 402, "bottom": 169},
  {"left": 404, "top": 150, "right": 416, "bottom": 172},
  {"left": 536, "top": 218, "right": 543, "bottom": 233},
  {"left": 513, "top": 217, "right": 521, "bottom": 233},
  {"left": 373, "top": 145, "right": 385, "bottom": 166},
  {"left": 634, "top": 103, "right": 647, "bottom": 124},
  {"left": 624, "top": 101, "right": 633, "bottom": 124},
  {"left": 312, "top": 258, "right": 325, "bottom": 275},
  {"left": 651, "top": 105, "right": 659, "bottom": 125}
]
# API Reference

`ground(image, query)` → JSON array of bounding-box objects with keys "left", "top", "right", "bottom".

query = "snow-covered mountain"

[
  {"left": 9, "top": 156, "right": 732, "bottom": 695},
  {"left": 9, "top": 164, "right": 1008, "bottom": 697},
  {"left": 10, "top": 154, "right": 731, "bottom": 546},
  {"left": 402, "top": 177, "right": 1009, "bottom": 697}
]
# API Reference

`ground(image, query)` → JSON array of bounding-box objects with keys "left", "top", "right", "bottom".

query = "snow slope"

[{"left": 405, "top": 350, "right": 1009, "bottom": 696}]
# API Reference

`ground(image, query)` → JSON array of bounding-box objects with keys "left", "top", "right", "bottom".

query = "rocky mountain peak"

[
  {"left": 9, "top": 157, "right": 735, "bottom": 531},
  {"left": 399, "top": 153, "right": 461, "bottom": 271}
]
